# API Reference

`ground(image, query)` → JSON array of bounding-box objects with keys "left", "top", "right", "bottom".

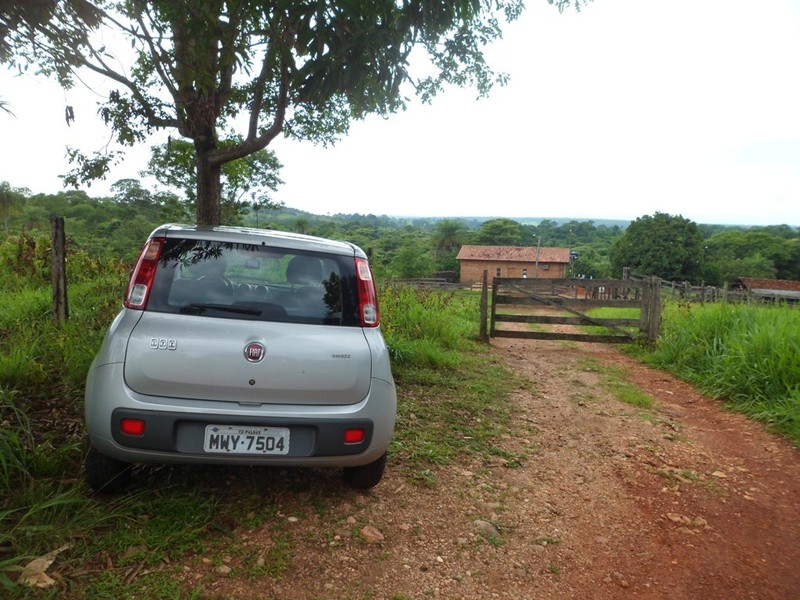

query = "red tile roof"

[
  {"left": 456, "top": 245, "right": 570, "bottom": 263},
  {"left": 738, "top": 278, "right": 800, "bottom": 292}
]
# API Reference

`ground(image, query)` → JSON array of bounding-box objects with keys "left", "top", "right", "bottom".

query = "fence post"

[
  {"left": 490, "top": 276, "right": 499, "bottom": 337},
  {"left": 479, "top": 270, "right": 489, "bottom": 342},
  {"left": 647, "top": 276, "right": 661, "bottom": 341},
  {"left": 51, "top": 216, "right": 69, "bottom": 325},
  {"left": 639, "top": 279, "right": 650, "bottom": 334}
]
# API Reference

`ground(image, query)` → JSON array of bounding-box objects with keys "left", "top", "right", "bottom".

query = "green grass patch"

[
  {"left": 390, "top": 352, "right": 525, "bottom": 474},
  {"left": 380, "top": 285, "right": 479, "bottom": 365},
  {"left": 579, "top": 358, "right": 655, "bottom": 409},
  {"left": 380, "top": 285, "right": 527, "bottom": 476},
  {"left": 82, "top": 565, "right": 203, "bottom": 600},
  {"left": 0, "top": 275, "right": 126, "bottom": 398},
  {"left": 640, "top": 301, "right": 800, "bottom": 445}
]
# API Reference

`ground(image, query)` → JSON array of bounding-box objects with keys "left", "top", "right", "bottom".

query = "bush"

[{"left": 379, "top": 285, "right": 478, "bottom": 368}]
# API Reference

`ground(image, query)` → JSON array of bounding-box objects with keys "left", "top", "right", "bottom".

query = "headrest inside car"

[{"left": 287, "top": 255, "right": 322, "bottom": 286}]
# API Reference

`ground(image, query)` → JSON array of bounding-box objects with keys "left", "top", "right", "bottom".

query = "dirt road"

[{"left": 185, "top": 336, "right": 800, "bottom": 600}]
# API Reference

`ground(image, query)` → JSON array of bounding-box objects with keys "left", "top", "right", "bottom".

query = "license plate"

[{"left": 203, "top": 425, "right": 290, "bottom": 455}]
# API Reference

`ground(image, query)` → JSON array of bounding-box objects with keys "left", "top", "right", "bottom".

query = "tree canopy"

[
  {"left": 473, "top": 217, "right": 527, "bottom": 246},
  {"left": 702, "top": 228, "right": 800, "bottom": 283},
  {"left": 145, "top": 137, "right": 283, "bottom": 223},
  {"left": 609, "top": 212, "right": 705, "bottom": 282},
  {"left": 1, "top": 0, "right": 588, "bottom": 226}
]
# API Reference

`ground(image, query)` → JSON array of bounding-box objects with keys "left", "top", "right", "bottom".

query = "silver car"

[{"left": 84, "top": 224, "right": 396, "bottom": 492}]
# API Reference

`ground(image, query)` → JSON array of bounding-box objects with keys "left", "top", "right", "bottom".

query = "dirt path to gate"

[{"left": 182, "top": 335, "right": 800, "bottom": 600}]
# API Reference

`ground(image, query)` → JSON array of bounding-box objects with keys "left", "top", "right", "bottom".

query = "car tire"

[
  {"left": 85, "top": 445, "right": 132, "bottom": 494},
  {"left": 342, "top": 452, "right": 387, "bottom": 489}
]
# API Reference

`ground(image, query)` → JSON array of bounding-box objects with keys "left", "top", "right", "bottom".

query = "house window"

[
  {"left": 542, "top": 264, "right": 550, "bottom": 271},
  {"left": 496, "top": 268, "right": 502, "bottom": 277},
  {"left": 522, "top": 268, "right": 528, "bottom": 278}
]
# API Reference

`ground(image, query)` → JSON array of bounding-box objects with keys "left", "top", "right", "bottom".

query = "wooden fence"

[
  {"left": 661, "top": 280, "right": 799, "bottom": 305},
  {"left": 627, "top": 271, "right": 799, "bottom": 305},
  {"left": 390, "top": 277, "right": 461, "bottom": 290},
  {"left": 480, "top": 272, "right": 662, "bottom": 344}
]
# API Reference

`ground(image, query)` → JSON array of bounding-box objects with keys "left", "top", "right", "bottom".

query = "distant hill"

[
  {"left": 272, "top": 207, "right": 631, "bottom": 230},
  {"left": 484, "top": 216, "right": 631, "bottom": 229}
]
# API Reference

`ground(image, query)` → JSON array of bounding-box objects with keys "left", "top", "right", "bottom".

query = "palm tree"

[
  {"left": 294, "top": 217, "right": 310, "bottom": 235},
  {"left": 432, "top": 219, "right": 468, "bottom": 260},
  {"left": 0, "top": 181, "right": 23, "bottom": 234}
]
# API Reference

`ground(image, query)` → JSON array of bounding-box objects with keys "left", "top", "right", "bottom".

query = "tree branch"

[
  {"left": 76, "top": 56, "right": 176, "bottom": 129},
  {"left": 135, "top": 8, "right": 179, "bottom": 100},
  {"left": 212, "top": 55, "right": 288, "bottom": 165}
]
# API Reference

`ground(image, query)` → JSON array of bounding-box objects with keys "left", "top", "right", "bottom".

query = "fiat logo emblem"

[{"left": 244, "top": 342, "right": 265, "bottom": 363}]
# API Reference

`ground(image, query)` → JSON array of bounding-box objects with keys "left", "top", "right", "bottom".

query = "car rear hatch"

[
  {"left": 121, "top": 231, "right": 377, "bottom": 407},
  {"left": 123, "top": 314, "right": 372, "bottom": 406}
]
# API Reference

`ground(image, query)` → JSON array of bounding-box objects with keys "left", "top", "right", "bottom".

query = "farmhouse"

[
  {"left": 731, "top": 278, "right": 800, "bottom": 302},
  {"left": 456, "top": 245, "right": 571, "bottom": 285}
]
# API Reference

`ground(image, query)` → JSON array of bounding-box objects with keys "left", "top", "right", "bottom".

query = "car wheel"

[
  {"left": 85, "top": 445, "right": 132, "bottom": 494},
  {"left": 342, "top": 452, "right": 387, "bottom": 489}
]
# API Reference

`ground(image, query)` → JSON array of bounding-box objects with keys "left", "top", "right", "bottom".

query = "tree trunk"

[{"left": 196, "top": 147, "right": 221, "bottom": 226}]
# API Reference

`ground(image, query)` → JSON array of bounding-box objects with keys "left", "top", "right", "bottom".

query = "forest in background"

[{"left": 1, "top": 179, "right": 798, "bottom": 286}]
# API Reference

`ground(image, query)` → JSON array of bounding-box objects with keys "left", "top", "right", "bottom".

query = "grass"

[
  {"left": 0, "top": 276, "right": 126, "bottom": 397},
  {"left": 579, "top": 357, "right": 655, "bottom": 409},
  {"left": 584, "top": 301, "right": 800, "bottom": 446},
  {"left": 389, "top": 355, "right": 525, "bottom": 474},
  {"left": 636, "top": 301, "right": 800, "bottom": 445},
  {"left": 381, "top": 284, "right": 529, "bottom": 477}
]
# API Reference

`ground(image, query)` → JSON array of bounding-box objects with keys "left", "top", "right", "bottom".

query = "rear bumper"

[
  {"left": 85, "top": 363, "right": 396, "bottom": 467},
  {"left": 110, "top": 408, "right": 374, "bottom": 456}
]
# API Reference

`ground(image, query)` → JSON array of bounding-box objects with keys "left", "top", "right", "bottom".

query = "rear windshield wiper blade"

[{"left": 180, "top": 303, "right": 262, "bottom": 316}]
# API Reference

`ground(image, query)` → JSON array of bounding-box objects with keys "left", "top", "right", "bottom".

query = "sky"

[{"left": 1, "top": 0, "right": 800, "bottom": 227}]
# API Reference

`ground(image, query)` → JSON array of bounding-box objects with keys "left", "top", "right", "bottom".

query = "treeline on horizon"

[{"left": 1, "top": 180, "right": 798, "bottom": 286}]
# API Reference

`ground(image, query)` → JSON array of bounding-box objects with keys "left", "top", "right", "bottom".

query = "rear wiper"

[{"left": 180, "top": 303, "right": 262, "bottom": 316}]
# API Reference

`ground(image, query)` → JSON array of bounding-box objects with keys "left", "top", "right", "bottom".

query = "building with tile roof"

[{"left": 456, "top": 245, "right": 571, "bottom": 285}]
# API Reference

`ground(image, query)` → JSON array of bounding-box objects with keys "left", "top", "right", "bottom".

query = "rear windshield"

[{"left": 147, "top": 238, "right": 361, "bottom": 326}]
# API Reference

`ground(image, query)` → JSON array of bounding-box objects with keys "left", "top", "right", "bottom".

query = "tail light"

[
  {"left": 120, "top": 418, "right": 146, "bottom": 436},
  {"left": 124, "top": 237, "right": 165, "bottom": 310},
  {"left": 355, "top": 257, "right": 379, "bottom": 327},
  {"left": 343, "top": 428, "right": 366, "bottom": 444}
]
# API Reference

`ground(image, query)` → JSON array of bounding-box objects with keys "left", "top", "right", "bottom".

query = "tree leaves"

[
  {"left": 609, "top": 212, "right": 705, "bottom": 282},
  {"left": 62, "top": 147, "right": 123, "bottom": 188},
  {"left": 143, "top": 136, "right": 284, "bottom": 222}
]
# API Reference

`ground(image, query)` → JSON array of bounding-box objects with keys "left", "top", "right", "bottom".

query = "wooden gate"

[{"left": 480, "top": 274, "right": 661, "bottom": 343}]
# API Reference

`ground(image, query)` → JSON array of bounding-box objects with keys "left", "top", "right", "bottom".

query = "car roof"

[{"left": 149, "top": 223, "right": 365, "bottom": 258}]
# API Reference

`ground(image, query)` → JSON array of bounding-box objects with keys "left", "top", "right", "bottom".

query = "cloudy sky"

[{"left": 1, "top": 0, "right": 799, "bottom": 226}]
